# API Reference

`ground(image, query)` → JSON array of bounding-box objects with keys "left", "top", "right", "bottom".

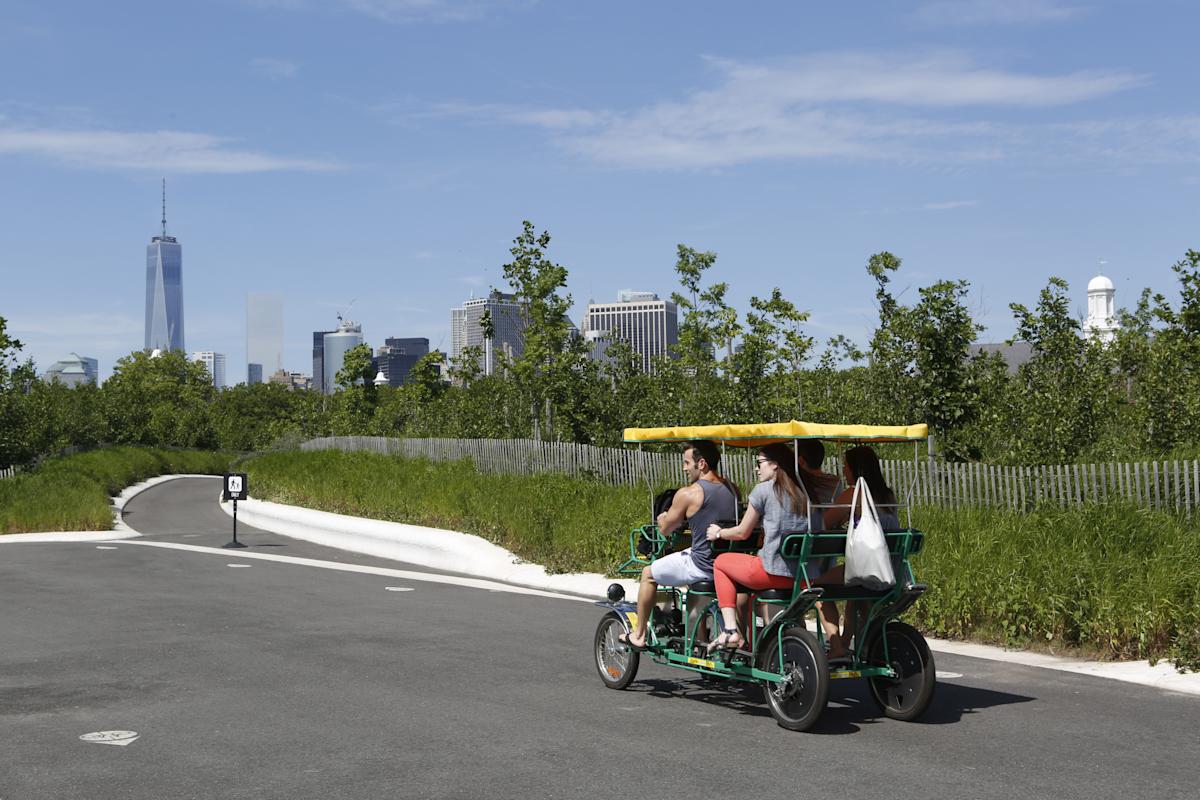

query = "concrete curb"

[{"left": 218, "top": 495, "right": 640, "bottom": 600}]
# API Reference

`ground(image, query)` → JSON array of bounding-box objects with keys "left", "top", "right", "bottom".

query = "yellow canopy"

[{"left": 622, "top": 420, "right": 928, "bottom": 447}]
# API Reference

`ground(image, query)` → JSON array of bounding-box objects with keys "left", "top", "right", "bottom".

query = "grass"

[
  {"left": 246, "top": 449, "right": 1200, "bottom": 671},
  {"left": 0, "top": 446, "right": 234, "bottom": 534},
  {"left": 908, "top": 503, "right": 1200, "bottom": 671}
]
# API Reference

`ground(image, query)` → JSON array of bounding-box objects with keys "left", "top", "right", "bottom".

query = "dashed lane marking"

[
  {"left": 228, "top": 564, "right": 252, "bottom": 568},
  {"left": 96, "top": 546, "right": 118, "bottom": 550},
  {"left": 80, "top": 731, "right": 139, "bottom": 747},
  {"left": 385, "top": 586, "right": 414, "bottom": 592},
  {"left": 113, "top": 540, "right": 591, "bottom": 602}
]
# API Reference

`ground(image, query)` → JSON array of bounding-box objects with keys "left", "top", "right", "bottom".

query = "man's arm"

[{"left": 656, "top": 484, "right": 698, "bottom": 535}]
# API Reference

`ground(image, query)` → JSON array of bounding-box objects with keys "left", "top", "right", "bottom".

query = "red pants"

[{"left": 713, "top": 553, "right": 793, "bottom": 608}]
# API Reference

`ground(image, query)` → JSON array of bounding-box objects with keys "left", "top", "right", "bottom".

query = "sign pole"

[{"left": 220, "top": 472, "right": 248, "bottom": 546}]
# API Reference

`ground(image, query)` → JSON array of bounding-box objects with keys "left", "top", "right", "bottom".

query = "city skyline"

[{"left": 3, "top": 3, "right": 1197, "bottom": 382}]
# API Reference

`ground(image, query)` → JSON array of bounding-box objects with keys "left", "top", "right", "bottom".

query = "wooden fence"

[
  {"left": 0, "top": 465, "right": 19, "bottom": 480},
  {"left": 301, "top": 436, "right": 1200, "bottom": 517}
]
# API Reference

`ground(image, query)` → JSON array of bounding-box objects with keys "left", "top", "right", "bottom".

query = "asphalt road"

[{"left": 2, "top": 477, "right": 1198, "bottom": 799}]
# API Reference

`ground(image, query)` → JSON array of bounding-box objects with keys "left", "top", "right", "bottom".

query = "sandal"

[
  {"left": 706, "top": 628, "right": 744, "bottom": 655},
  {"left": 617, "top": 631, "right": 648, "bottom": 652}
]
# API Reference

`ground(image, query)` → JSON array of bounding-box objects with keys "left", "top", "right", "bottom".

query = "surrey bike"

[{"left": 593, "top": 420, "right": 936, "bottom": 731}]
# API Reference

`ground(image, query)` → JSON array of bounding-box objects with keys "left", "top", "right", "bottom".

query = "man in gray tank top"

[{"left": 619, "top": 440, "right": 738, "bottom": 650}]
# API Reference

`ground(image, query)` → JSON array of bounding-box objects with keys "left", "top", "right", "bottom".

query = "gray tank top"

[{"left": 686, "top": 478, "right": 738, "bottom": 574}]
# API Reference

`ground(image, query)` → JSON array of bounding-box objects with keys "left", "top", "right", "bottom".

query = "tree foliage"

[{"left": 5, "top": 241, "right": 1200, "bottom": 467}]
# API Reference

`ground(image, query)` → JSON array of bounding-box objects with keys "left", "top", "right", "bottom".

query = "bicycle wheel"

[
  {"left": 864, "top": 620, "right": 936, "bottom": 721},
  {"left": 756, "top": 627, "right": 828, "bottom": 731},
  {"left": 594, "top": 612, "right": 639, "bottom": 690}
]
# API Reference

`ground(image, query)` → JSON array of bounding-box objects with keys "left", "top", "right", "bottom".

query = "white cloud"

[
  {"left": 249, "top": 57, "right": 300, "bottom": 79},
  {"left": 915, "top": 0, "right": 1084, "bottom": 27},
  {"left": 8, "top": 312, "right": 142, "bottom": 340},
  {"left": 249, "top": 0, "right": 534, "bottom": 23},
  {"left": 415, "top": 52, "right": 1157, "bottom": 170},
  {"left": 923, "top": 200, "right": 978, "bottom": 210},
  {"left": 0, "top": 127, "right": 340, "bottom": 173}
]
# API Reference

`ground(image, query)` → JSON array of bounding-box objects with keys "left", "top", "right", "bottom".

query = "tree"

[
  {"left": 0, "top": 316, "right": 37, "bottom": 467},
  {"left": 101, "top": 349, "right": 216, "bottom": 448},
  {"left": 864, "top": 254, "right": 985, "bottom": 456},
  {"left": 501, "top": 221, "right": 589, "bottom": 440},
  {"left": 1006, "top": 277, "right": 1113, "bottom": 463}
]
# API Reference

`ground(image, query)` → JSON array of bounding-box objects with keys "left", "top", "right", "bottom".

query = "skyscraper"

[
  {"left": 372, "top": 337, "right": 430, "bottom": 387},
  {"left": 246, "top": 292, "right": 284, "bottom": 383},
  {"left": 311, "top": 329, "right": 335, "bottom": 394},
  {"left": 322, "top": 318, "right": 363, "bottom": 393},
  {"left": 145, "top": 180, "right": 185, "bottom": 352},
  {"left": 582, "top": 291, "right": 678, "bottom": 373},
  {"left": 191, "top": 351, "right": 227, "bottom": 389},
  {"left": 450, "top": 290, "right": 526, "bottom": 375}
]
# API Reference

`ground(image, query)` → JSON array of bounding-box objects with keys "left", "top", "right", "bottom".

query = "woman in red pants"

[{"left": 705, "top": 442, "right": 821, "bottom": 652}]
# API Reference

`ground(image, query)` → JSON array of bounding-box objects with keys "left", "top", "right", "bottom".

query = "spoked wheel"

[
  {"left": 864, "top": 620, "right": 936, "bottom": 721},
  {"left": 756, "top": 627, "right": 829, "bottom": 731},
  {"left": 594, "top": 613, "right": 640, "bottom": 690}
]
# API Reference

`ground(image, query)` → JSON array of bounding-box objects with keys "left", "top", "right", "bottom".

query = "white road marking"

[
  {"left": 385, "top": 586, "right": 413, "bottom": 592},
  {"left": 936, "top": 671, "right": 963, "bottom": 679},
  {"left": 113, "top": 540, "right": 592, "bottom": 602},
  {"left": 96, "top": 546, "right": 118, "bottom": 550},
  {"left": 227, "top": 564, "right": 252, "bottom": 568},
  {"left": 80, "top": 730, "right": 139, "bottom": 746}
]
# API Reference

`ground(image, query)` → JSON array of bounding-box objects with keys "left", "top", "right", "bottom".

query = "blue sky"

[{"left": 2, "top": 0, "right": 1197, "bottom": 382}]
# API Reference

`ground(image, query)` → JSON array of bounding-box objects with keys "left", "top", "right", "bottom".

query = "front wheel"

[
  {"left": 756, "top": 627, "right": 829, "bottom": 731},
  {"left": 864, "top": 620, "right": 936, "bottom": 721},
  {"left": 594, "top": 612, "right": 639, "bottom": 690}
]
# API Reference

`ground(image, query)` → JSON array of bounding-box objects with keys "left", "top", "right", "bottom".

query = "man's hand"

[{"left": 706, "top": 523, "right": 722, "bottom": 542}]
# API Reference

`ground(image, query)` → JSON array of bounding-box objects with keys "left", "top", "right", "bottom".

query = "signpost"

[{"left": 222, "top": 473, "right": 249, "bottom": 549}]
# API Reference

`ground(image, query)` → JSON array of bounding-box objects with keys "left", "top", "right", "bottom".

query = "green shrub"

[{"left": 0, "top": 446, "right": 233, "bottom": 534}]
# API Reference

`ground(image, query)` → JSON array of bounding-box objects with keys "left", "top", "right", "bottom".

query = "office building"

[
  {"left": 44, "top": 353, "right": 98, "bottom": 387},
  {"left": 450, "top": 290, "right": 526, "bottom": 375},
  {"left": 246, "top": 292, "right": 284, "bottom": 384},
  {"left": 191, "top": 351, "right": 227, "bottom": 389},
  {"left": 372, "top": 337, "right": 430, "bottom": 387},
  {"left": 311, "top": 329, "right": 335, "bottom": 394},
  {"left": 247, "top": 363, "right": 263, "bottom": 385},
  {"left": 144, "top": 180, "right": 185, "bottom": 352},
  {"left": 269, "top": 369, "right": 312, "bottom": 391},
  {"left": 582, "top": 291, "right": 678, "bottom": 373},
  {"left": 322, "top": 318, "right": 363, "bottom": 393}
]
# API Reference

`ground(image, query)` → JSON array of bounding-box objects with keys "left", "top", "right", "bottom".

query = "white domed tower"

[{"left": 1085, "top": 274, "right": 1117, "bottom": 342}]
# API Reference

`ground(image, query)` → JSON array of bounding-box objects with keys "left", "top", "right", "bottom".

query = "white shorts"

[{"left": 649, "top": 549, "right": 710, "bottom": 586}]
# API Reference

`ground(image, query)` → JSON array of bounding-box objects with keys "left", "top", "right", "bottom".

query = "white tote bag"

[{"left": 844, "top": 477, "right": 896, "bottom": 590}]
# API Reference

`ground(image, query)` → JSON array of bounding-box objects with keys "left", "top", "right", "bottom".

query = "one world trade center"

[{"left": 145, "top": 180, "right": 185, "bottom": 352}]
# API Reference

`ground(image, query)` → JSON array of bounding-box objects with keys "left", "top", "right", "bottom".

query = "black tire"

[
  {"left": 864, "top": 620, "right": 936, "bottom": 721},
  {"left": 756, "top": 627, "right": 829, "bottom": 731},
  {"left": 594, "top": 613, "right": 640, "bottom": 690}
]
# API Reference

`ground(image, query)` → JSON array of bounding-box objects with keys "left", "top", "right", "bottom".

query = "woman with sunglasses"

[{"left": 705, "top": 442, "right": 822, "bottom": 652}]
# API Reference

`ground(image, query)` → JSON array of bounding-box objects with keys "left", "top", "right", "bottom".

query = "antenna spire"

[{"left": 161, "top": 178, "right": 167, "bottom": 238}]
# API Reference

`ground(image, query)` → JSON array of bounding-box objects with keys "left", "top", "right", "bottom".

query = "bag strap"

[{"left": 858, "top": 477, "right": 882, "bottom": 528}]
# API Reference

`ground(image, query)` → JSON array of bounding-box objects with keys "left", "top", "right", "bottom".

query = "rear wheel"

[
  {"left": 594, "top": 613, "right": 639, "bottom": 690},
  {"left": 756, "top": 627, "right": 828, "bottom": 731},
  {"left": 864, "top": 620, "right": 936, "bottom": 721}
]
